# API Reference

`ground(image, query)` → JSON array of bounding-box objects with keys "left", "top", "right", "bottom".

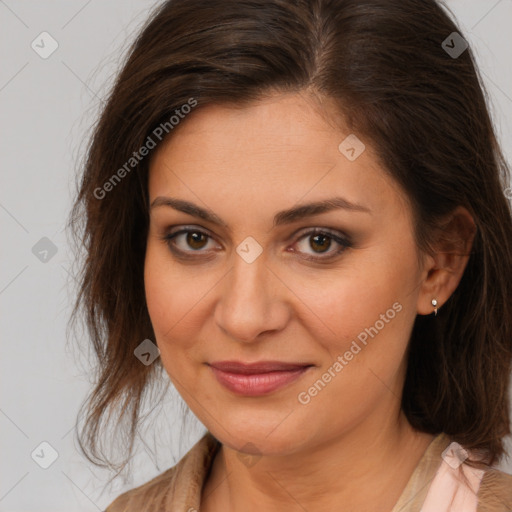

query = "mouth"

[{"left": 207, "top": 360, "right": 314, "bottom": 396}]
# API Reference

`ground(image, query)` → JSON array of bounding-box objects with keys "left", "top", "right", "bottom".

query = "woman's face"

[{"left": 145, "top": 91, "right": 428, "bottom": 455}]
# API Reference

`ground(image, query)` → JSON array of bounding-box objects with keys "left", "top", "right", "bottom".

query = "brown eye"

[
  {"left": 162, "top": 228, "right": 219, "bottom": 256},
  {"left": 309, "top": 233, "right": 332, "bottom": 253},
  {"left": 293, "top": 228, "right": 351, "bottom": 261},
  {"left": 185, "top": 231, "right": 209, "bottom": 250}
]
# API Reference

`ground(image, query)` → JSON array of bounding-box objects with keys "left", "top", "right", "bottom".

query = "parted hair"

[{"left": 69, "top": 0, "right": 512, "bottom": 472}]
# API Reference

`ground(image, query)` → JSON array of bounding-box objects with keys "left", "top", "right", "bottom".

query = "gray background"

[{"left": 1, "top": 0, "right": 511, "bottom": 510}]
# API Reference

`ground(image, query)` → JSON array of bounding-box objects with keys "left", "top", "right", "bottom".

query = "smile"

[{"left": 208, "top": 361, "right": 313, "bottom": 396}]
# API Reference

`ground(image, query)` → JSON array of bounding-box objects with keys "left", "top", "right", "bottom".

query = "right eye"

[{"left": 161, "top": 227, "right": 221, "bottom": 257}]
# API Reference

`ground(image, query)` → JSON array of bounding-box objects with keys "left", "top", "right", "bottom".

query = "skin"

[{"left": 144, "top": 91, "right": 475, "bottom": 512}]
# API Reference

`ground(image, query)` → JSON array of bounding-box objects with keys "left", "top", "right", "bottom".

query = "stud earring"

[{"left": 432, "top": 299, "right": 438, "bottom": 316}]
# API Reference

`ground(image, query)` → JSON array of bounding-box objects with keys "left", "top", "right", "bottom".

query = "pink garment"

[{"left": 421, "top": 442, "right": 485, "bottom": 512}]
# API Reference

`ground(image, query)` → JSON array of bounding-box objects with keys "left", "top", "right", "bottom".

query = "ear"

[{"left": 416, "top": 206, "right": 476, "bottom": 316}]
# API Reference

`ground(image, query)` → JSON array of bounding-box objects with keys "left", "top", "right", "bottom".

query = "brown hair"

[{"left": 69, "top": 0, "right": 512, "bottom": 472}]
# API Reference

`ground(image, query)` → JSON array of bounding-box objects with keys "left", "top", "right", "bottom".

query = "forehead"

[{"left": 147, "top": 92, "right": 409, "bottom": 222}]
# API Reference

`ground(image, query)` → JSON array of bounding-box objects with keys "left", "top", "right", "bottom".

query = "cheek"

[
  {"left": 285, "top": 240, "right": 419, "bottom": 348},
  {"left": 144, "top": 244, "right": 202, "bottom": 347},
  {"left": 293, "top": 284, "right": 412, "bottom": 382},
  {"left": 291, "top": 272, "right": 416, "bottom": 431},
  {"left": 288, "top": 245, "right": 420, "bottom": 407},
  {"left": 144, "top": 241, "right": 223, "bottom": 379}
]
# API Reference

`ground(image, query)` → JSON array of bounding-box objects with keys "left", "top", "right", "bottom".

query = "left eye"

[
  {"left": 162, "top": 227, "right": 351, "bottom": 260},
  {"left": 291, "top": 228, "right": 351, "bottom": 260}
]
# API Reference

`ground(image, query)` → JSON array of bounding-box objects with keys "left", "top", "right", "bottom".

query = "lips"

[
  {"left": 208, "top": 360, "right": 313, "bottom": 396},
  {"left": 209, "top": 360, "right": 312, "bottom": 374}
]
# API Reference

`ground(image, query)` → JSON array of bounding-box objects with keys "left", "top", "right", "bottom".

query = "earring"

[{"left": 432, "top": 299, "right": 438, "bottom": 316}]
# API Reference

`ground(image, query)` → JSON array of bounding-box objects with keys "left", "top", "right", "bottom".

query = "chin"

[{"left": 208, "top": 419, "right": 310, "bottom": 456}]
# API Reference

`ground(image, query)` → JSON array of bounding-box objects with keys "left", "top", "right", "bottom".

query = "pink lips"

[{"left": 208, "top": 360, "right": 313, "bottom": 396}]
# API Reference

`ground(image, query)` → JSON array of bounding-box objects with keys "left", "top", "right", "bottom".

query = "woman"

[{"left": 70, "top": 0, "right": 512, "bottom": 510}]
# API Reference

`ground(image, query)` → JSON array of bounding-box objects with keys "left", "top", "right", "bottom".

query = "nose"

[{"left": 214, "top": 251, "right": 290, "bottom": 343}]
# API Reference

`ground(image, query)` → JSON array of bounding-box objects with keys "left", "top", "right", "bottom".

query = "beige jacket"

[{"left": 106, "top": 432, "right": 512, "bottom": 511}]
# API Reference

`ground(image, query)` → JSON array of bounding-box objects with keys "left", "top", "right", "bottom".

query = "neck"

[{"left": 202, "top": 412, "right": 435, "bottom": 512}]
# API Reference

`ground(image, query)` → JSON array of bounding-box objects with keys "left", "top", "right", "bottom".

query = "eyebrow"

[{"left": 150, "top": 195, "right": 371, "bottom": 229}]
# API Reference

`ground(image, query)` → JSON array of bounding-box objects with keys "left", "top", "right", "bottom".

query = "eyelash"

[{"left": 160, "top": 226, "right": 352, "bottom": 262}]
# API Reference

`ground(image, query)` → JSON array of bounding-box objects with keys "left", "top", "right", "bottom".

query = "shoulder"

[
  {"left": 430, "top": 436, "right": 512, "bottom": 512},
  {"left": 104, "top": 431, "right": 220, "bottom": 512},
  {"left": 477, "top": 467, "right": 512, "bottom": 512}
]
